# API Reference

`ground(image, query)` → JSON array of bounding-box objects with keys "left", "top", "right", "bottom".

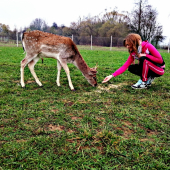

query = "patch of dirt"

[
  {"left": 66, "top": 137, "right": 82, "bottom": 143},
  {"left": 0, "top": 141, "right": 6, "bottom": 144},
  {"left": 62, "top": 99, "right": 75, "bottom": 106},
  {"left": 71, "top": 117, "right": 82, "bottom": 120},
  {"left": 95, "top": 83, "right": 128, "bottom": 93},
  {"left": 28, "top": 118, "right": 34, "bottom": 120},
  {"left": 122, "top": 121, "right": 133, "bottom": 127},
  {"left": 123, "top": 128, "right": 134, "bottom": 137},
  {"left": 146, "top": 129, "right": 158, "bottom": 136},
  {"left": 138, "top": 124, "right": 158, "bottom": 136},
  {"left": 117, "top": 126, "right": 134, "bottom": 137},
  {"left": 1, "top": 118, "right": 13, "bottom": 123},
  {"left": 12, "top": 80, "right": 20, "bottom": 83},
  {"left": 26, "top": 80, "right": 35, "bottom": 84},
  {"left": 47, "top": 124, "right": 65, "bottom": 131},
  {"left": 16, "top": 139, "right": 27, "bottom": 143},
  {"left": 140, "top": 138, "right": 155, "bottom": 142},
  {"left": 96, "top": 117, "right": 105, "bottom": 126},
  {"left": 51, "top": 106, "right": 59, "bottom": 113},
  {"left": 51, "top": 109, "right": 59, "bottom": 113},
  {"left": 0, "top": 125, "right": 4, "bottom": 128},
  {"left": 64, "top": 102, "right": 74, "bottom": 106},
  {"left": 0, "top": 79, "right": 5, "bottom": 82},
  {"left": 67, "top": 129, "right": 75, "bottom": 133},
  {"left": 24, "top": 124, "right": 32, "bottom": 128},
  {"left": 27, "top": 117, "right": 41, "bottom": 121},
  {"left": 96, "top": 117, "right": 105, "bottom": 121}
]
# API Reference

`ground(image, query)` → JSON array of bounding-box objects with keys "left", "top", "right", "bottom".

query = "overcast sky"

[{"left": 1, "top": 0, "right": 170, "bottom": 44}]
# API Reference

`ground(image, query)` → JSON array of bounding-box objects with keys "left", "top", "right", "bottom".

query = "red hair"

[{"left": 123, "top": 33, "right": 142, "bottom": 54}]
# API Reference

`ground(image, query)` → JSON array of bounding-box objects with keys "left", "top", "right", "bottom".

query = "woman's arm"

[
  {"left": 112, "top": 55, "right": 134, "bottom": 77},
  {"left": 142, "top": 43, "right": 163, "bottom": 64},
  {"left": 102, "top": 55, "right": 134, "bottom": 83}
]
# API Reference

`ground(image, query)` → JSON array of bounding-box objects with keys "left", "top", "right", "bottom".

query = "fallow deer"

[{"left": 20, "top": 30, "right": 97, "bottom": 90}]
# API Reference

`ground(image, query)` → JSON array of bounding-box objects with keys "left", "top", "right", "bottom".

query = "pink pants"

[{"left": 142, "top": 60, "right": 165, "bottom": 82}]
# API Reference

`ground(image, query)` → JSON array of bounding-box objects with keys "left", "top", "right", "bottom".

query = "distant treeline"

[{"left": 0, "top": 0, "right": 166, "bottom": 47}]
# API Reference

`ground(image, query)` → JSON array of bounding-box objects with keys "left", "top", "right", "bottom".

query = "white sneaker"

[
  {"left": 133, "top": 79, "right": 142, "bottom": 86},
  {"left": 131, "top": 80, "right": 147, "bottom": 89},
  {"left": 146, "top": 77, "right": 155, "bottom": 86}
]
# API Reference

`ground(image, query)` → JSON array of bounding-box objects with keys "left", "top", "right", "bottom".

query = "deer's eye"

[{"left": 93, "top": 77, "right": 96, "bottom": 81}]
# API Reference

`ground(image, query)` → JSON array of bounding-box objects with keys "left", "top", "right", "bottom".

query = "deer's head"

[{"left": 84, "top": 65, "right": 98, "bottom": 87}]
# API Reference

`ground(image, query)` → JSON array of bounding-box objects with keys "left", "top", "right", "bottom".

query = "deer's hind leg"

[
  {"left": 20, "top": 54, "right": 38, "bottom": 87},
  {"left": 56, "top": 60, "right": 62, "bottom": 87},
  {"left": 28, "top": 56, "right": 43, "bottom": 87},
  {"left": 20, "top": 56, "right": 32, "bottom": 87}
]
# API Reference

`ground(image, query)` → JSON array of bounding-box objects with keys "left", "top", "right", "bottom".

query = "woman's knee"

[{"left": 128, "top": 64, "right": 142, "bottom": 76}]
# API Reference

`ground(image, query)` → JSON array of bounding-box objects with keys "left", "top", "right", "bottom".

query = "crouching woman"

[{"left": 102, "top": 33, "right": 165, "bottom": 89}]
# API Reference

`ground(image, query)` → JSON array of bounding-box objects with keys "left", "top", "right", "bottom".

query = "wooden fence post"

[
  {"left": 110, "top": 35, "right": 112, "bottom": 51},
  {"left": 91, "top": 35, "right": 92, "bottom": 50},
  {"left": 16, "top": 31, "right": 18, "bottom": 47}
]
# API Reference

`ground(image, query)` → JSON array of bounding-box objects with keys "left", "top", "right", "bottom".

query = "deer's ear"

[{"left": 93, "top": 64, "right": 98, "bottom": 70}]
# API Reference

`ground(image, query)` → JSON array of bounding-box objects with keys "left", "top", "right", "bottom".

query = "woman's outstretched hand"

[{"left": 102, "top": 75, "right": 113, "bottom": 83}]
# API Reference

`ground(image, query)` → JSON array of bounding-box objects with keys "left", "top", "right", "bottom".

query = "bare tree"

[
  {"left": 70, "top": 17, "right": 82, "bottom": 36},
  {"left": 153, "top": 25, "right": 164, "bottom": 47},
  {"left": 29, "top": 18, "right": 48, "bottom": 31},
  {"left": 129, "top": 0, "right": 165, "bottom": 43}
]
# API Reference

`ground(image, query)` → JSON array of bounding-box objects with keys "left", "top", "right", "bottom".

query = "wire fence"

[
  {"left": 0, "top": 32, "right": 125, "bottom": 49},
  {"left": 0, "top": 36, "right": 124, "bottom": 47},
  {"left": 0, "top": 32, "right": 169, "bottom": 52}
]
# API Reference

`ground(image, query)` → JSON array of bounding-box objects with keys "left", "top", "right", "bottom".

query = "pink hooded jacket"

[{"left": 112, "top": 41, "right": 165, "bottom": 77}]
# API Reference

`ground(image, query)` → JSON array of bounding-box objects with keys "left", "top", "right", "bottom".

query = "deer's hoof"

[
  {"left": 21, "top": 86, "right": 26, "bottom": 89},
  {"left": 21, "top": 85, "right": 26, "bottom": 88}
]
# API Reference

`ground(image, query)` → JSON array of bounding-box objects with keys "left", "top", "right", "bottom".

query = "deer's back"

[{"left": 22, "top": 30, "right": 77, "bottom": 57}]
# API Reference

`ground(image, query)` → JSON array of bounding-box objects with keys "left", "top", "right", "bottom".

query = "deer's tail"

[{"left": 21, "top": 30, "right": 26, "bottom": 52}]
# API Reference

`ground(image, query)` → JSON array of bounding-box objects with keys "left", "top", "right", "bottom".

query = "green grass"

[{"left": 0, "top": 46, "right": 170, "bottom": 169}]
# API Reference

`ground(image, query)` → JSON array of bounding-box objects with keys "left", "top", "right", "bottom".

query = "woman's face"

[{"left": 126, "top": 41, "right": 133, "bottom": 52}]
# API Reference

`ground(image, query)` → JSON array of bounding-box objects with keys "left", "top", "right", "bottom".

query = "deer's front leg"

[{"left": 60, "top": 61, "right": 74, "bottom": 90}]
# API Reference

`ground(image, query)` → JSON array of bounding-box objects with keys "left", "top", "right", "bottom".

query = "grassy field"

[{"left": 0, "top": 46, "right": 170, "bottom": 169}]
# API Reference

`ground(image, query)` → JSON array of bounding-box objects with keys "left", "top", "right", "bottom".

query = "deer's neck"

[{"left": 74, "top": 54, "right": 90, "bottom": 75}]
